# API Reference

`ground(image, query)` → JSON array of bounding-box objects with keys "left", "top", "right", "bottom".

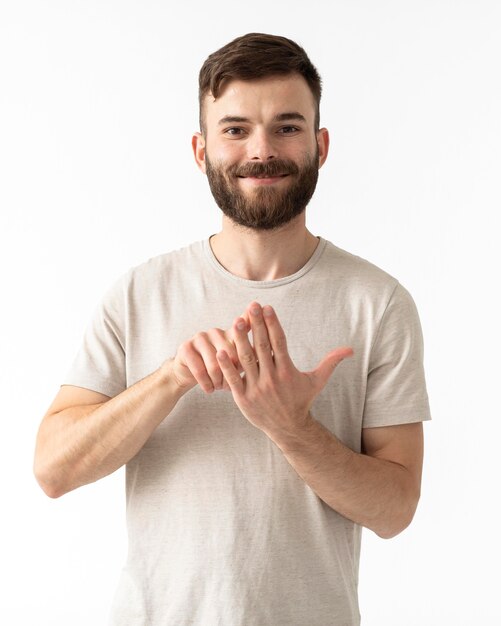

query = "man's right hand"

[
  {"left": 35, "top": 315, "right": 251, "bottom": 498},
  {"left": 165, "top": 319, "right": 250, "bottom": 395}
]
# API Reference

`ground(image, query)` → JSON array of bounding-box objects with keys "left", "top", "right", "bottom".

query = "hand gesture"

[
  {"left": 215, "top": 302, "right": 353, "bottom": 438},
  {"left": 168, "top": 322, "right": 249, "bottom": 393}
]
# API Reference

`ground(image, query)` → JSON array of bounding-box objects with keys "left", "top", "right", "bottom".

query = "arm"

[
  {"left": 215, "top": 301, "right": 424, "bottom": 539},
  {"left": 270, "top": 420, "right": 423, "bottom": 539},
  {"left": 34, "top": 327, "right": 242, "bottom": 498},
  {"left": 34, "top": 363, "right": 183, "bottom": 498}
]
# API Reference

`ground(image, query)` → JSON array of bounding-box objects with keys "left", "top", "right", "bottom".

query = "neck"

[{"left": 209, "top": 214, "right": 320, "bottom": 281}]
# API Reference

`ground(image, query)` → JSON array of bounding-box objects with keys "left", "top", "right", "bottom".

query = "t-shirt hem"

[
  {"left": 61, "top": 378, "right": 124, "bottom": 398},
  {"left": 362, "top": 411, "right": 432, "bottom": 428}
]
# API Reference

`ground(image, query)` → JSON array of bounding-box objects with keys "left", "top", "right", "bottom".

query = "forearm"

[
  {"left": 35, "top": 360, "right": 186, "bottom": 497},
  {"left": 268, "top": 416, "right": 419, "bottom": 539}
]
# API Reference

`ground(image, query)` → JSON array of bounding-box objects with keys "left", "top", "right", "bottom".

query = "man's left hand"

[{"left": 216, "top": 301, "right": 354, "bottom": 439}]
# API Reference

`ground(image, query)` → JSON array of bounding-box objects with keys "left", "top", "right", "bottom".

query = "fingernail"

[
  {"left": 251, "top": 305, "right": 261, "bottom": 316},
  {"left": 237, "top": 320, "right": 246, "bottom": 330},
  {"left": 263, "top": 305, "right": 273, "bottom": 317}
]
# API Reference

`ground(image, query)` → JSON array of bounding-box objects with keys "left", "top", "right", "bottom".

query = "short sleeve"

[
  {"left": 362, "top": 282, "right": 432, "bottom": 428},
  {"left": 62, "top": 271, "right": 129, "bottom": 398}
]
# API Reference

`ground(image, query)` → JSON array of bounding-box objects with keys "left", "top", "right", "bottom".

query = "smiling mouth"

[{"left": 238, "top": 174, "right": 289, "bottom": 179}]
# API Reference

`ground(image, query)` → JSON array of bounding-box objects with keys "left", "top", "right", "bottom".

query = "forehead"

[{"left": 203, "top": 74, "right": 316, "bottom": 127}]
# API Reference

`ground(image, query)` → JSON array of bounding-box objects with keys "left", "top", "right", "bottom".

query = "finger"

[
  {"left": 261, "top": 305, "right": 293, "bottom": 369},
  {"left": 233, "top": 316, "right": 259, "bottom": 383},
  {"left": 191, "top": 332, "right": 224, "bottom": 390},
  {"left": 181, "top": 343, "right": 216, "bottom": 394},
  {"left": 209, "top": 328, "right": 242, "bottom": 371},
  {"left": 216, "top": 349, "right": 244, "bottom": 394},
  {"left": 310, "top": 347, "right": 354, "bottom": 392},
  {"left": 248, "top": 302, "right": 274, "bottom": 372}
]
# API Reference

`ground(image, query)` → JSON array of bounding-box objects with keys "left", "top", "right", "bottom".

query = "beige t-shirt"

[{"left": 64, "top": 237, "right": 431, "bottom": 626}]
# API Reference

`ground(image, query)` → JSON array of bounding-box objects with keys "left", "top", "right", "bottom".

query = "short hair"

[{"left": 198, "top": 33, "right": 322, "bottom": 136}]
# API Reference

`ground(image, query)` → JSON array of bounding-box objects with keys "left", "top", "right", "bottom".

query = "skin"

[
  {"left": 217, "top": 303, "right": 354, "bottom": 437},
  {"left": 192, "top": 74, "right": 328, "bottom": 282},
  {"left": 35, "top": 73, "right": 423, "bottom": 541}
]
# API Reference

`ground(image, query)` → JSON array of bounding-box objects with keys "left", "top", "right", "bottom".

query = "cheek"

[
  {"left": 208, "top": 136, "right": 245, "bottom": 161},
  {"left": 220, "top": 146, "right": 244, "bottom": 167}
]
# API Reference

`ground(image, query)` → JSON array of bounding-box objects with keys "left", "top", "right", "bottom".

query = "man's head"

[
  {"left": 198, "top": 32, "right": 322, "bottom": 137},
  {"left": 192, "top": 33, "right": 329, "bottom": 231}
]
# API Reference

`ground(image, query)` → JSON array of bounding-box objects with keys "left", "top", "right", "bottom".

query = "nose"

[{"left": 247, "top": 129, "right": 277, "bottom": 161}]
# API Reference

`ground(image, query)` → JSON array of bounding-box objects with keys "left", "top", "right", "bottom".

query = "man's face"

[{"left": 193, "top": 74, "right": 329, "bottom": 231}]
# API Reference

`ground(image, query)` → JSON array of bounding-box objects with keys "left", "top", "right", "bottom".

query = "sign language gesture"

[{"left": 216, "top": 302, "right": 354, "bottom": 439}]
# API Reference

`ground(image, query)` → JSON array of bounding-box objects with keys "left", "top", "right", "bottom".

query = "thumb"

[{"left": 309, "top": 346, "right": 354, "bottom": 391}]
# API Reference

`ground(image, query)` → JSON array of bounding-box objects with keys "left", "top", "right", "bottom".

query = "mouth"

[
  {"left": 238, "top": 174, "right": 289, "bottom": 179},
  {"left": 238, "top": 175, "right": 289, "bottom": 186},
  {"left": 237, "top": 174, "right": 290, "bottom": 185}
]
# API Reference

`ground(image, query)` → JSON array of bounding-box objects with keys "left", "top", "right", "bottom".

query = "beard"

[{"left": 205, "top": 147, "right": 320, "bottom": 231}]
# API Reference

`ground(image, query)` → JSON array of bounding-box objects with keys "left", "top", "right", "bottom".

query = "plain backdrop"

[{"left": 1, "top": 1, "right": 500, "bottom": 624}]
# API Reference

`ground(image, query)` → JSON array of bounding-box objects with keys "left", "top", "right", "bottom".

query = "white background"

[{"left": 1, "top": 1, "right": 500, "bottom": 624}]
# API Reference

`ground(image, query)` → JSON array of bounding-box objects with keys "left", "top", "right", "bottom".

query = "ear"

[
  {"left": 316, "top": 128, "right": 330, "bottom": 169},
  {"left": 192, "top": 132, "right": 207, "bottom": 174}
]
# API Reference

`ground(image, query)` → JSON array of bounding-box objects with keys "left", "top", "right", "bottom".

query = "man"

[{"left": 34, "top": 33, "right": 431, "bottom": 625}]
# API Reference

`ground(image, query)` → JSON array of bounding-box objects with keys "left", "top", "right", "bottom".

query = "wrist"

[
  {"left": 265, "top": 411, "right": 319, "bottom": 452},
  {"left": 158, "top": 358, "right": 195, "bottom": 400}
]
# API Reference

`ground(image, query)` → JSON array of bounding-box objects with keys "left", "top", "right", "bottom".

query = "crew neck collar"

[{"left": 202, "top": 236, "right": 327, "bottom": 289}]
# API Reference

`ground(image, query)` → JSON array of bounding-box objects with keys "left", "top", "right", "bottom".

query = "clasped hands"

[{"left": 170, "top": 302, "right": 353, "bottom": 438}]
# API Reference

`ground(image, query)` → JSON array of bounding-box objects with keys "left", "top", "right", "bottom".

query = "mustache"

[{"left": 228, "top": 159, "right": 300, "bottom": 178}]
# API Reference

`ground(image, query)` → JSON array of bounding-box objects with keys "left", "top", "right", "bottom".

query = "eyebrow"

[{"left": 217, "top": 112, "right": 307, "bottom": 125}]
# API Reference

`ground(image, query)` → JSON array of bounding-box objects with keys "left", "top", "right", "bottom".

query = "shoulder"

[
  {"left": 317, "top": 238, "right": 404, "bottom": 308},
  {"left": 128, "top": 239, "right": 205, "bottom": 283},
  {"left": 117, "top": 241, "right": 204, "bottom": 289},
  {"left": 97, "top": 240, "right": 205, "bottom": 306},
  {"left": 316, "top": 240, "right": 427, "bottom": 334},
  {"left": 320, "top": 239, "right": 397, "bottom": 286}
]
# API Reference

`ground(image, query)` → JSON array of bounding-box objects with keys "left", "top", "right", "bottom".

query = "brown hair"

[{"left": 198, "top": 33, "right": 322, "bottom": 135}]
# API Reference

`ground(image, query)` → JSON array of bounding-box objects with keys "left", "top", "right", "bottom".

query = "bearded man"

[{"left": 34, "top": 33, "right": 431, "bottom": 626}]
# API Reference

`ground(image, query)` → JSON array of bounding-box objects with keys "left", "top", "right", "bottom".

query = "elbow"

[
  {"left": 33, "top": 456, "right": 68, "bottom": 499},
  {"left": 40, "top": 483, "right": 65, "bottom": 499},
  {"left": 34, "top": 473, "right": 65, "bottom": 499},
  {"left": 375, "top": 492, "right": 421, "bottom": 540},
  {"left": 34, "top": 470, "right": 65, "bottom": 499},
  {"left": 375, "top": 523, "right": 408, "bottom": 540}
]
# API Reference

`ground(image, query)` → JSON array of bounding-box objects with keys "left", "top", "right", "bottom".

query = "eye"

[
  {"left": 278, "top": 126, "right": 300, "bottom": 134},
  {"left": 224, "top": 127, "right": 246, "bottom": 136}
]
